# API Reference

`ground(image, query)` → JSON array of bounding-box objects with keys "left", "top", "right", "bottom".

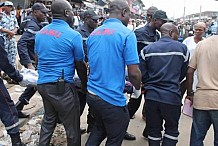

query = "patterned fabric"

[
  {"left": 0, "top": 11, "right": 18, "bottom": 67},
  {"left": 0, "top": 11, "right": 18, "bottom": 35}
]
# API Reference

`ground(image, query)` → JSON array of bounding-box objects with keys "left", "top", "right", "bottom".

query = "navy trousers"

[
  {"left": 146, "top": 99, "right": 181, "bottom": 146},
  {"left": 18, "top": 86, "right": 37, "bottom": 105},
  {"left": 85, "top": 93, "right": 129, "bottom": 146},
  {"left": 0, "top": 79, "right": 19, "bottom": 135}
]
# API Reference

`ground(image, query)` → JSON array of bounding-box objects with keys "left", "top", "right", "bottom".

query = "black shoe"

[
  {"left": 80, "top": 127, "right": 86, "bottom": 134},
  {"left": 12, "top": 142, "right": 26, "bottom": 146},
  {"left": 18, "top": 111, "right": 30, "bottom": 118},
  {"left": 10, "top": 133, "right": 26, "bottom": 146},
  {"left": 16, "top": 101, "right": 24, "bottom": 111},
  {"left": 124, "top": 132, "right": 136, "bottom": 140}
]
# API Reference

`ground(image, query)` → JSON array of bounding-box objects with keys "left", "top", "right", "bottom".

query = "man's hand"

[
  {"left": 27, "top": 63, "right": 35, "bottom": 70},
  {"left": 185, "top": 95, "right": 193, "bottom": 105},
  {"left": 7, "top": 31, "right": 15, "bottom": 39}
]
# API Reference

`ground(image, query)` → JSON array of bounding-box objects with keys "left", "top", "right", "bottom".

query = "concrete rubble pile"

[{"left": 0, "top": 111, "right": 67, "bottom": 146}]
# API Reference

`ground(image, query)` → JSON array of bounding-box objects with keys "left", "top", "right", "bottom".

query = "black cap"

[
  {"left": 32, "top": 3, "right": 48, "bottom": 13},
  {"left": 152, "top": 10, "right": 171, "bottom": 22},
  {"left": 84, "top": 10, "right": 100, "bottom": 20},
  {"left": 0, "top": 2, "right": 4, "bottom": 7}
]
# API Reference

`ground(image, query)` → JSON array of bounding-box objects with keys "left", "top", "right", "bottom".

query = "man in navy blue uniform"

[
  {"left": 35, "top": 0, "right": 87, "bottom": 145},
  {"left": 85, "top": 0, "right": 141, "bottom": 145},
  {"left": 0, "top": 10, "right": 26, "bottom": 145},
  {"left": 76, "top": 10, "right": 99, "bottom": 134},
  {"left": 128, "top": 9, "right": 168, "bottom": 139},
  {"left": 15, "top": 3, "right": 48, "bottom": 118},
  {"left": 140, "top": 23, "right": 189, "bottom": 146}
]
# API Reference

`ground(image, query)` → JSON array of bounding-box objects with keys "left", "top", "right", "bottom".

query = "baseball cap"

[
  {"left": 4, "top": 1, "right": 13, "bottom": 7},
  {"left": 32, "top": 3, "right": 49, "bottom": 13},
  {"left": 0, "top": 2, "right": 4, "bottom": 7},
  {"left": 152, "top": 10, "right": 171, "bottom": 22},
  {"left": 84, "top": 10, "right": 100, "bottom": 20}
]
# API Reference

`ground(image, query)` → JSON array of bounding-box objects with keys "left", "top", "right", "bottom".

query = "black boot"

[
  {"left": 10, "top": 133, "right": 26, "bottom": 146},
  {"left": 80, "top": 127, "right": 86, "bottom": 134},
  {"left": 15, "top": 101, "right": 30, "bottom": 118},
  {"left": 124, "top": 132, "right": 136, "bottom": 140}
]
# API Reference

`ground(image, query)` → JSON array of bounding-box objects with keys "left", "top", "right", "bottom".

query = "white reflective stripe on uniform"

[
  {"left": 137, "top": 41, "right": 153, "bottom": 45},
  {"left": 5, "top": 121, "right": 19, "bottom": 130},
  {"left": 140, "top": 49, "right": 146, "bottom": 60},
  {"left": 164, "top": 134, "right": 178, "bottom": 140},
  {"left": 148, "top": 135, "right": 162, "bottom": 141},
  {"left": 82, "top": 38, "right": 88, "bottom": 41},
  {"left": 88, "top": 90, "right": 96, "bottom": 95},
  {"left": 21, "top": 18, "right": 31, "bottom": 23},
  {"left": 24, "top": 28, "right": 39, "bottom": 34},
  {"left": 144, "top": 52, "right": 188, "bottom": 60},
  {"left": 184, "top": 49, "right": 190, "bottom": 62}
]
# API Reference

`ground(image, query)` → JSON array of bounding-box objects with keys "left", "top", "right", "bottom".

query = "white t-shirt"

[
  {"left": 183, "top": 36, "right": 198, "bottom": 59},
  {"left": 73, "top": 16, "right": 79, "bottom": 27},
  {"left": 183, "top": 36, "right": 204, "bottom": 91}
]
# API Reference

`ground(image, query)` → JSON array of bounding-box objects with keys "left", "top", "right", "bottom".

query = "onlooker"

[
  {"left": 85, "top": 0, "right": 141, "bottom": 145},
  {"left": 78, "top": 11, "right": 84, "bottom": 28},
  {"left": 76, "top": 9, "right": 99, "bottom": 133},
  {"left": 35, "top": 0, "right": 87, "bottom": 145},
  {"left": 0, "top": 1, "right": 19, "bottom": 67},
  {"left": 184, "top": 22, "right": 191, "bottom": 39},
  {"left": 128, "top": 7, "right": 158, "bottom": 120},
  {"left": 0, "top": 11, "right": 26, "bottom": 146},
  {"left": 140, "top": 23, "right": 189, "bottom": 146},
  {"left": 15, "top": 3, "right": 48, "bottom": 118},
  {"left": 186, "top": 34, "right": 218, "bottom": 146},
  {"left": 181, "top": 22, "right": 206, "bottom": 96},
  {"left": 73, "top": 11, "right": 79, "bottom": 29}
]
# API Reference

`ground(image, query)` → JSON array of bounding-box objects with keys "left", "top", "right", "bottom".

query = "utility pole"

[
  {"left": 183, "top": 0, "right": 186, "bottom": 22},
  {"left": 199, "top": 4, "right": 202, "bottom": 21}
]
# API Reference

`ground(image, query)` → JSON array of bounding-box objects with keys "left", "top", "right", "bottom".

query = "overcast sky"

[{"left": 142, "top": 0, "right": 218, "bottom": 18}]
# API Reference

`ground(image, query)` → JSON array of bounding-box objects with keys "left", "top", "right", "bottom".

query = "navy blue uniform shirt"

[
  {"left": 0, "top": 36, "right": 22, "bottom": 82},
  {"left": 134, "top": 23, "right": 160, "bottom": 54},
  {"left": 76, "top": 24, "right": 91, "bottom": 62},
  {"left": 18, "top": 15, "right": 43, "bottom": 66},
  {"left": 139, "top": 36, "right": 189, "bottom": 105}
]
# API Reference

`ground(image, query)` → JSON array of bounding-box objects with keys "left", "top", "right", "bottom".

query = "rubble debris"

[{"left": 0, "top": 109, "right": 68, "bottom": 146}]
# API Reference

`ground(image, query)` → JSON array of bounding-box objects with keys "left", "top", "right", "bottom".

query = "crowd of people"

[{"left": 0, "top": 0, "right": 218, "bottom": 146}]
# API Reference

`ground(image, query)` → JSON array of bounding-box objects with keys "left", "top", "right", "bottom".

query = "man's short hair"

[{"left": 109, "top": 0, "right": 129, "bottom": 13}]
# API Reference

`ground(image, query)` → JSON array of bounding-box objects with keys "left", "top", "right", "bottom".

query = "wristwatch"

[{"left": 187, "top": 91, "right": 194, "bottom": 96}]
